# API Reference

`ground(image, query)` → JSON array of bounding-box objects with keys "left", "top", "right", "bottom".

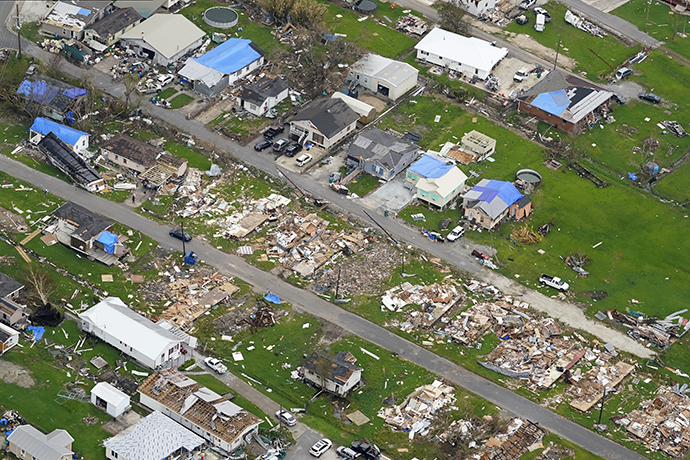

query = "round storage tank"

[
  {"left": 203, "top": 7, "right": 239, "bottom": 29},
  {"left": 354, "top": 0, "right": 378, "bottom": 14},
  {"left": 516, "top": 169, "right": 543, "bottom": 186}
]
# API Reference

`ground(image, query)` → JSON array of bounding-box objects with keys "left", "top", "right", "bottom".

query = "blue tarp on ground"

[
  {"left": 96, "top": 231, "right": 118, "bottom": 254},
  {"left": 31, "top": 117, "right": 87, "bottom": 147},
  {"left": 408, "top": 154, "right": 454, "bottom": 179},
  {"left": 27, "top": 326, "right": 45, "bottom": 341},
  {"left": 264, "top": 293, "right": 281, "bottom": 304},
  {"left": 184, "top": 251, "right": 198, "bottom": 265},
  {"left": 192, "top": 38, "right": 264, "bottom": 76},
  {"left": 531, "top": 89, "right": 570, "bottom": 117}
]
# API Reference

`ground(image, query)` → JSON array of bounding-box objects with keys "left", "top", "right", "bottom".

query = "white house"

[
  {"left": 406, "top": 154, "right": 467, "bottom": 209},
  {"left": 456, "top": 0, "right": 498, "bottom": 17},
  {"left": 104, "top": 411, "right": 205, "bottom": 460},
  {"left": 302, "top": 351, "right": 363, "bottom": 396},
  {"left": 179, "top": 38, "right": 266, "bottom": 96},
  {"left": 138, "top": 369, "right": 262, "bottom": 453},
  {"left": 331, "top": 92, "right": 377, "bottom": 124},
  {"left": 414, "top": 28, "right": 507, "bottom": 80},
  {"left": 347, "top": 54, "right": 418, "bottom": 101},
  {"left": 237, "top": 76, "right": 288, "bottom": 116},
  {"left": 30, "top": 117, "right": 90, "bottom": 154},
  {"left": 91, "top": 382, "right": 131, "bottom": 417},
  {"left": 80, "top": 297, "right": 188, "bottom": 369},
  {"left": 0, "top": 322, "right": 19, "bottom": 354},
  {"left": 290, "top": 98, "right": 359, "bottom": 150},
  {"left": 7, "top": 426, "right": 73, "bottom": 460},
  {"left": 120, "top": 14, "right": 205, "bottom": 66}
]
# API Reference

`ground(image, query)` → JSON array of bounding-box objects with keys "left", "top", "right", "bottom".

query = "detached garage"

[{"left": 91, "top": 382, "right": 130, "bottom": 417}]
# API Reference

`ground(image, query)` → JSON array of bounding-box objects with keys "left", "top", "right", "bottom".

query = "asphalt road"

[{"left": 0, "top": 151, "right": 647, "bottom": 460}]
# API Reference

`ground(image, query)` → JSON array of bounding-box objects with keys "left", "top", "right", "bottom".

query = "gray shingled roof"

[
  {"left": 292, "top": 99, "right": 359, "bottom": 139},
  {"left": 52, "top": 201, "right": 114, "bottom": 241},
  {"left": 101, "top": 134, "right": 162, "bottom": 167},
  {"left": 89, "top": 7, "right": 142, "bottom": 37},
  {"left": 348, "top": 129, "right": 418, "bottom": 169},
  {"left": 0, "top": 271, "right": 23, "bottom": 299},
  {"left": 239, "top": 76, "right": 288, "bottom": 106},
  {"left": 7, "top": 426, "right": 73, "bottom": 460}
]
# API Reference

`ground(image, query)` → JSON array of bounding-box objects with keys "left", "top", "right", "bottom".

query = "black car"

[
  {"left": 254, "top": 139, "right": 273, "bottom": 151},
  {"left": 639, "top": 92, "right": 661, "bottom": 104},
  {"left": 263, "top": 125, "right": 285, "bottom": 139},
  {"left": 611, "top": 93, "right": 627, "bottom": 105},
  {"left": 169, "top": 229, "right": 192, "bottom": 242},
  {"left": 285, "top": 143, "right": 303, "bottom": 157},
  {"left": 350, "top": 442, "right": 380, "bottom": 460}
]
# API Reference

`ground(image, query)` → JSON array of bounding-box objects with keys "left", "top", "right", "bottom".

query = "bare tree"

[
  {"left": 122, "top": 74, "right": 139, "bottom": 114},
  {"left": 313, "top": 351, "right": 333, "bottom": 390},
  {"left": 24, "top": 263, "right": 57, "bottom": 305},
  {"left": 291, "top": 0, "right": 326, "bottom": 27},
  {"left": 437, "top": 3, "right": 470, "bottom": 36}
]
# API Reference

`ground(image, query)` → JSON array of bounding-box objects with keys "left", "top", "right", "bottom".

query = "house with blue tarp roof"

[
  {"left": 406, "top": 154, "right": 467, "bottom": 209},
  {"left": 17, "top": 78, "right": 88, "bottom": 124},
  {"left": 179, "top": 38, "right": 266, "bottom": 96},
  {"left": 517, "top": 71, "right": 613, "bottom": 134},
  {"left": 40, "top": 1, "right": 110, "bottom": 40},
  {"left": 30, "top": 117, "right": 90, "bottom": 153},
  {"left": 462, "top": 179, "right": 532, "bottom": 230}
]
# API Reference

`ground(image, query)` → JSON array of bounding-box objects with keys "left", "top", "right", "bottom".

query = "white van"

[{"left": 534, "top": 13, "right": 545, "bottom": 32}]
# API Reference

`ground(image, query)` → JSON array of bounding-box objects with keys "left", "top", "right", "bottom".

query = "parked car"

[
  {"left": 611, "top": 93, "right": 628, "bottom": 104},
  {"left": 513, "top": 68, "right": 530, "bottom": 83},
  {"left": 446, "top": 225, "right": 465, "bottom": 242},
  {"left": 639, "top": 92, "right": 661, "bottom": 104},
  {"left": 439, "top": 218, "right": 452, "bottom": 230},
  {"left": 285, "top": 143, "right": 303, "bottom": 157},
  {"left": 156, "top": 74, "right": 174, "bottom": 86},
  {"left": 25, "top": 64, "right": 37, "bottom": 76},
  {"left": 138, "top": 81, "right": 162, "bottom": 94},
  {"left": 263, "top": 125, "right": 285, "bottom": 139},
  {"left": 169, "top": 228, "right": 192, "bottom": 242},
  {"left": 516, "top": 15, "right": 529, "bottom": 25},
  {"left": 204, "top": 357, "right": 227, "bottom": 374},
  {"left": 615, "top": 67, "right": 633, "bottom": 80},
  {"left": 533, "top": 7, "right": 551, "bottom": 21},
  {"left": 539, "top": 274, "right": 569, "bottom": 291},
  {"left": 275, "top": 410, "right": 297, "bottom": 427},
  {"left": 310, "top": 439, "right": 333, "bottom": 457},
  {"left": 519, "top": 0, "right": 536, "bottom": 9},
  {"left": 350, "top": 442, "right": 380, "bottom": 460},
  {"left": 336, "top": 447, "right": 360, "bottom": 460},
  {"left": 254, "top": 139, "right": 273, "bottom": 151},
  {"left": 296, "top": 153, "right": 313, "bottom": 167},
  {"left": 273, "top": 138, "right": 290, "bottom": 153}
]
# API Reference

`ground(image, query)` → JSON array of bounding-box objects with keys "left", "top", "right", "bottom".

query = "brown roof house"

[
  {"left": 302, "top": 351, "right": 363, "bottom": 397},
  {"left": 0, "top": 272, "right": 25, "bottom": 327},
  {"left": 517, "top": 71, "right": 613, "bottom": 134},
  {"left": 138, "top": 369, "right": 262, "bottom": 453}
]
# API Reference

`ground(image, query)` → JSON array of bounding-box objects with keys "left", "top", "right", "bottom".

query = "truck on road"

[{"left": 539, "top": 274, "right": 569, "bottom": 291}]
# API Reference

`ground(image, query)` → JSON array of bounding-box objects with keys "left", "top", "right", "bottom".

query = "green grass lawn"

[
  {"left": 322, "top": 1, "right": 417, "bottom": 58},
  {"left": 157, "top": 87, "right": 178, "bottom": 100},
  {"left": 346, "top": 173, "right": 381, "bottom": 197},
  {"left": 504, "top": 2, "right": 640, "bottom": 80},
  {"left": 169, "top": 93, "right": 195, "bottom": 109},
  {"left": 164, "top": 141, "right": 212, "bottom": 170},
  {"left": 611, "top": 0, "right": 690, "bottom": 61}
]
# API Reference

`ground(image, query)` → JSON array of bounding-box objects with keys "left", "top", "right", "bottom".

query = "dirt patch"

[
  {"left": 315, "top": 322, "right": 346, "bottom": 347},
  {"left": 0, "top": 360, "right": 35, "bottom": 388},
  {"left": 0, "top": 206, "right": 30, "bottom": 233},
  {"left": 505, "top": 32, "right": 578, "bottom": 70},
  {"left": 358, "top": 94, "right": 388, "bottom": 113}
]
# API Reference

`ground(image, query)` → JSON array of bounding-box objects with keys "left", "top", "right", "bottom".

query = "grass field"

[
  {"left": 611, "top": 0, "right": 690, "bottom": 61},
  {"left": 504, "top": 2, "right": 640, "bottom": 80},
  {"left": 157, "top": 87, "right": 178, "bottom": 100},
  {"left": 164, "top": 140, "right": 212, "bottom": 170},
  {"left": 169, "top": 93, "right": 195, "bottom": 109},
  {"left": 346, "top": 173, "right": 381, "bottom": 197}
]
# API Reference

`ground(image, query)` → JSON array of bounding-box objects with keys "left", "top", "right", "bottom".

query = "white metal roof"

[
  {"left": 104, "top": 411, "right": 204, "bottom": 460},
  {"left": 7, "top": 426, "right": 73, "bottom": 460},
  {"left": 80, "top": 297, "right": 183, "bottom": 364},
  {"left": 92, "top": 382, "right": 130, "bottom": 406},
  {"left": 121, "top": 14, "right": 204, "bottom": 60},
  {"left": 417, "top": 166, "right": 467, "bottom": 198},
  {"left": 178, "top": 58, "right": 224, "bottom": 88},
  {"left": 414, "top": 28, "right": 507, "bottom": 73},
  {"left": 350, "top": 54, "right": 418, "bottom": 88}
]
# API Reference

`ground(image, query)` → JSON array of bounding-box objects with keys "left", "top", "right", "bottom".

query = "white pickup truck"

[
  {"left": 539, "top": 274, "right": 569, "bottom": 291},
  {"left": 204, "top": 357, "right": 227, "bottom": 374}
]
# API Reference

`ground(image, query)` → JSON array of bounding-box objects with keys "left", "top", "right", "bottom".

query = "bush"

[{"left": 178, "top": 358, "right": 196, "bottom": 371}]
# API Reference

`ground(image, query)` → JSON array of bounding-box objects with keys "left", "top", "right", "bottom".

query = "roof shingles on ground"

[
  {"left": 292, "top": 99, "right": 359, "bottom": 139},
  {"left": 52, "top": 201, "right": 114, "bottom": 241},
  {"left": 101, "top": 134, "right": 163, "bottom": 167},
  {"left": 37, "top": 132, "right": 102, "bottom": 187}
]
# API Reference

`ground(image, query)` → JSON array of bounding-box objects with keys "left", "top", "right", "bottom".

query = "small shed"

[{"left": 91, "top": 382, "right": 130, "bottom": 417}]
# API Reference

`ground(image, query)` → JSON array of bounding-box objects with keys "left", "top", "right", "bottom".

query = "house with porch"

[
  {"left": 406, "top": 154, "right": 467, "bottom": 209},
  {"left": 302, "top": 350, "right": 363, "bottom": 396},
  {"left": 346, "top": 129, "right": 420, "bottom": 181},
  {"left": 290, "top": 98, "right": 359, "bottom": 150},
  {"left": 462, "top": 179, "right": 532, "bottom": 230},
  {"left": 236, "top": 76, "right": 288, "bottom": 117}
]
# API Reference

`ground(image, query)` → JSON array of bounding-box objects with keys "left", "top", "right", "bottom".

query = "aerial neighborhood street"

[{"left": 0, "top": 0, "right": 687, "bottom": 460}]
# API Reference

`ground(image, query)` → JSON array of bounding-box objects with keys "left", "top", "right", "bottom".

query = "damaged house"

[
  {"left": 0, "top": 272, "right": 25, "bottom": 327},
  {"left": 302, "top": 350, "right": 363, "bottom": 396},
  {"left": 462, "top": 179, "right": 531, "bottom": 230},
  {"left": 346, "top": 129, "right": 421, "bottom": 181},
  {"left": 38, "top": 132, "right": 104, "bottom": 192},
  {"left": 236, "top": 76, "right": 289, "bottom": 117},
  {"left": 138, "top": 369, "right": 262, "bottom": 453},
  {"left": 17, "top": 78, "right": 88, "bottom": 124}
]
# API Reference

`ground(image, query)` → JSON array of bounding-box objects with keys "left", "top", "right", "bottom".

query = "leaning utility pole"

[
  {"left": 15, "top": 4, "right": 21, "bottom": 59},
  {"left": 553, "top": 36, "right": 561, "bottom": 71}
]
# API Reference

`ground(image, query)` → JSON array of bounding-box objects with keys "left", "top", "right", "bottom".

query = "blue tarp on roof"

[
  {"left": 408, "top": 154, "right": 454, "bottom": 179},
  {"left": 470, "top": 180, "right": 523, "bottom": 207},
  {"left": 264, "top": 293, "right": 281, "bottom": 304},
  {"left": 531, "top": 89, "right": 570, "bottom": 117},
  {"left": 63, "top": 87, "right": 88, "bottom": 98},
  {"left": 192, "top": 38, "right": 263, "bottom": 76},
  {"left": 96, "top": 231, "right": 118, "bottom": 254},
  {"left": 17, "top": 80, "right": 59, "bottom": 104},
  {"left": 31, "top": 117, "right": 87, "bottom": 147}
]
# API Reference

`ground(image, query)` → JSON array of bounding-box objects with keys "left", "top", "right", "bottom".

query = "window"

[{"left": 112, "top": 452, "right": 118, "bottom": 458}]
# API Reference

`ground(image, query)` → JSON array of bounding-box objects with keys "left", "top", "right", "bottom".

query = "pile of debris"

[
  {"left": 564, "top": 10, "right": 607, "bottom": 37},
  {"left": 473, "top": 418, "right": 544, "bottom": 460},
  {"left": 612, "top": 386, "right": 690, "bottom": 457},
  {"left": 396, "top": 15, "right": 428, "bottom": 35},
  {"left": 382, "top": 281, "right": 463, "bottom": 328},
  {"left": 663, "top": 121, "right": 688, "bottom": 138},
  {"left": 378, "top": 380, "right": 455, "bottom": 439},
  {"left": 436, "top": 301, "right": 512, "bottom": 345},
  {"left": 567, "top": 360, "right": 635, "bottom": 412},
  {"left": 214, "top": 301, "right": 277, "bottom": 336},
  {"left": 207, "top": 193, "right": 292, "bottom": 238},
  {"left": 604, "top": 308, "right": 690, "bottom": 350}
]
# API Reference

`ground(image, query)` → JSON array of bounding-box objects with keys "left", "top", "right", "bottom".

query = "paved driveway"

[{"left": 357, "top": 174, "right": 415, "bottom": 213}]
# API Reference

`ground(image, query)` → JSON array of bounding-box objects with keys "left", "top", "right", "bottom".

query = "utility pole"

[
  {"left": 180, "top": 219, "right": 186, "bottom": 255},
  {"left": 597, "top": 387, "right": 608, "bottom": 426},
  {"left": 15, "top": 4, "right": 21, "bottom": 59},
  {"left": 401, "top": 252, "right": 405, "bottom": 276},
  {"left": 334, "top": 265, "right": 341, "bottom": 300},
  {"left": 553, "top": 36, "right": 561, "bottom": 71}
]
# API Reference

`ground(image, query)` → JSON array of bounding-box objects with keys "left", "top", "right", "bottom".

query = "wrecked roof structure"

[
  {"left": 475, "top": 418, "right": 544, "bottom": 460},
  {"left": 38, "top": 132, "right": 104, "bottom": 192},
  {"left": 138, "top": 369, "right": 262, "bottom": 453},
  {"left": 52, "top": 201, "right": 113, "bottom": 242},
  {"left": 17, "top": 78, "right": 87, "bottom": 124},
  {"left": 302, "top": 351, "right": 363, "bottom": 396},
  {"left": 462, "top": 179, "right": 529, "bottom": 230},
  {"left": 379, "top": 380, "right": 455, "bottom": 439},
  {"left": 568, "top": 361, "right": 635, "bottom": 412},
  {"left": 101, "top": 134, "right": 163, "bottom": 170},
  {"left": 382, "top": 281, "right": 463, "bottom": 329}
]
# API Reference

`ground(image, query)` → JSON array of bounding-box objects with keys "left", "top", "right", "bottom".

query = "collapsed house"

[
  {"left": 605, "top": 308, "right": 690, "bottom": 350},
  {"left": 613, "top": 386, "right": 690, "bottom": 457},
  {"left": 379, "top": 380, "right": 455, "bottom": 439},
  {"left": 301, "top": 350, "right": 363, "bottom": 396},
  {"left": 568, "top": 360, "right": 635, "bottom": 412},
  {"left": 473, "top": 418, "right": 544, "bottom": 460},
  {"left": 382, "top": 281, "right": 463, "bottom": 329},
  {"left": 37, "top": 133, "right": 105, "bottom": 192}
]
